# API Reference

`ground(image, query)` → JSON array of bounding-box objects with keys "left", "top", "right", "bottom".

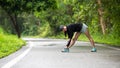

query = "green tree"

[
  {"left": 0, "top": 0, "right": 56, "bottom": 38},
  {"left": 102, "top": 0, "right": 120, "bottom": 37}
]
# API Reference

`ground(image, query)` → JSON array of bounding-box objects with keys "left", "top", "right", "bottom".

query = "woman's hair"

[
  {"left": 64, "top": 31, "right": 67, "bottom": 37},
  {"left": 59, "top": 25, "right": 64, "bottom": 31}
]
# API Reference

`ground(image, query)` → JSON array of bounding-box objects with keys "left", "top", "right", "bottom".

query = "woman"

[{"left": 59, "top": 23, "right": 97, "bottom": 52}]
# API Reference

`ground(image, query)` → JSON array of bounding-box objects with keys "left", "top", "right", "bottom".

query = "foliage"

[
  {"left": 102, "top": 0, "right": 120, "bottom": 37},
  {"left": 20, "top": 14, "right": 40, "bottom": 36},
  {"left": 77, "top": 33, "right": 120, "bottom": 47},
  {"left": 0, "top": 27, "right": 25, "bottom": 58},
  {"left": 0, "top": 0, "right": 120, "bottom": 46},
  {"left": 0, "top": 0, "right": 56, "bottom": 14},
  {"left": 0, "top": 0, "right": 56, "bottom": 38}
]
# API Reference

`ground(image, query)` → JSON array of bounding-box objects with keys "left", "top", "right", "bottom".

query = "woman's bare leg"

[
  {"left": 84, "top": 29, "right": 95, "bottom": 48},
  {"left": 68, "top": 32, "right": 81, "bottom": 48}
]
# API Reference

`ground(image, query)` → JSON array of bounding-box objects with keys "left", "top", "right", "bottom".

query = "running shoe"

[
  {"left": 62, "top": 48, "right": 69, "bottom": 52},
  {"left": 91, "top": 48, "right": 97, "bottom": 52}
]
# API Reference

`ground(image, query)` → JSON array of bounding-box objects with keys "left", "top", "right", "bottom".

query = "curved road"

[{"left": 0, "top": 38, "right": 120, "bottom": 68}]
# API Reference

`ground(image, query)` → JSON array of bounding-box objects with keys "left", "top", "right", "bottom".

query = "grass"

[
  {"left": 77, "top": 34, "right": 120, "bottom": 47},
  {"left": 0, "top": 28, "right": 26, "bottom": 58}
]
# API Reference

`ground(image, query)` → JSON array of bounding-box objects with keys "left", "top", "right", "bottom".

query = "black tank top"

[{"left": 66, "top": 23, "right": 83, "bottom": 39}]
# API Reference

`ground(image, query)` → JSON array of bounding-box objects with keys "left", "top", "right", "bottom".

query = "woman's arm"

[{"left": 66, "top": 38, "right": 72, "bottom": 48}]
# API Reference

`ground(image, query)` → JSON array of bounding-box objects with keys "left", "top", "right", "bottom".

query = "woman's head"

[
  {"left": 59, "top": 25, "right": 67, "bottom": 32},
  {"left": 59, "top": 25, "right": 67, "bottom": 37}
]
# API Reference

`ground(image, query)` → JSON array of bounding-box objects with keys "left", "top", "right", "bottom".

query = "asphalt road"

[{"left": 0, "top": 38, "right": 120, "bottom": 68}]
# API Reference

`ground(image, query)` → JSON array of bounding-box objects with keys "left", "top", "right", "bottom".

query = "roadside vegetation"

[{"left": 0, "top": 28, "right": 25, "bottom": 58}]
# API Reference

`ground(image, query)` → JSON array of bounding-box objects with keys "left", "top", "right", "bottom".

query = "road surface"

[{"left": 0, "top": 38, "right": 120, "bottom": 68}]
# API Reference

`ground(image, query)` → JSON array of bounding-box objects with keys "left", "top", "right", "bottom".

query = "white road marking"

[{"left": 1, "top": 41, "right": 33, "bottom": 68}]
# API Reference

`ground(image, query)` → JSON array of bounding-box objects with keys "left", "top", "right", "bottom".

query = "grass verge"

[
  {"left": 0, "top": 33, "right": 25, "bottom": 58},
  {"left": 78, "top": 34, "right": 120, "bottom": 47}
]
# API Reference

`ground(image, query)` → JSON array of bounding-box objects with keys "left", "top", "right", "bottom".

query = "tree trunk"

[
  {"left": 97, "top": 0, "right": 106, "bottom": 35},
  {"left": 8, "top": 13, "right": 21, "bottom": 38}
]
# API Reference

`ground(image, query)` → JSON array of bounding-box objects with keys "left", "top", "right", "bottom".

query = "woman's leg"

[
  {"left": 68, "top": 32, "right": 81, "bottom": 48},
  {"left": 84, "top": 29, "right": 95, "bottom": 48}
]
